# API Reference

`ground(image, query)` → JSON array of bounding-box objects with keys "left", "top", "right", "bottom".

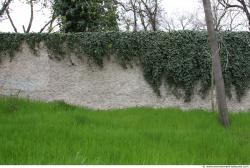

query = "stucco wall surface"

[{"left": 0, "top": 44, "right": 249, "bottom": 111}]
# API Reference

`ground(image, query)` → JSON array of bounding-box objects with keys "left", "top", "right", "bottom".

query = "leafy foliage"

[
  {"left": 0, "top": 31, "right": 250, "bottom": 101},
  {"left": 53, "top": 0, "right": 118, "bottom": 32}
]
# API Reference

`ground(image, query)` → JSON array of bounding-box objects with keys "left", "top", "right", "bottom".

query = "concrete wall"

[{"left": 0, "top": 44, "right": 250, "bottom": 111}]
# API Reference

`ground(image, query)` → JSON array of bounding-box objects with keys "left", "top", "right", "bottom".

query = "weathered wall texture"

[{"left": 0, "top": 44, "right": 250, "bottom": 111}]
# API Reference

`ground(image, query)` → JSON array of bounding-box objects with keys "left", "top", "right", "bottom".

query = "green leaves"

[
  {"left": 1, "top": 31, "right": 250, "bottom": 101},
  {"left": 53, "top": 0, "right": 118, "bottom": 32}
]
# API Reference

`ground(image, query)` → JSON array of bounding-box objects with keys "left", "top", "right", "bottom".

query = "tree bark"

[
  {"left": 6, "top": 8, "right": 17, "bottom": 32},
  {"left": 26, "top": 0, "right": 34, "bottom": 33},
  {"left": 211, "top": 63, "right": 216, "bottom": 112},
  {"left": 0, "top": 0, "right": 12, "bottom": 17},
  {"left": 22, "top": 0, "right": 33, "bottom": 33},
  {"left": 202, "top": 0, "right": 230, "bottom": 127}
]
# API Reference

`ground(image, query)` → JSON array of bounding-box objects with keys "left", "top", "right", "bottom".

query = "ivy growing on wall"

[{"left": 0, "top": 31, "right": 250, "bottom": 101}]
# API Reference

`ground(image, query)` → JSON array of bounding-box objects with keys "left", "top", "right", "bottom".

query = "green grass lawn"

[{"left": 0, "top": 96, "right": 250, "bottom": 165}]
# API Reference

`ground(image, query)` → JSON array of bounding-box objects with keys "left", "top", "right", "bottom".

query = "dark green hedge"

[{"left": 0, "top": 31, "right": 250, "bottom": 101}]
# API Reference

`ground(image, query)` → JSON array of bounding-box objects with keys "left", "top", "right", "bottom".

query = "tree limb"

[
  {"left": 26, "top": 0, "right": 34, "bottom": 33},
  {"left": 219, "top": 0, "right": 250, "bottom": 30},
  {"left": 0, "top": 0, "right": 12, "bottom": 17},
  {"left": 39, "top": 13, "right": 56, "bottom": 33},
  {"left": 219, "top": 0, "right": 244, "bottom": 10},
  {"left": 6, "top": 8, "right": 17, "bottom": 32}
]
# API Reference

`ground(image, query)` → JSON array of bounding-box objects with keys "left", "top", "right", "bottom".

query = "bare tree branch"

[
  {"left": 212, "top": 0, "right": 228, "bottom": 31},
  {"left": 115, "top": 0, "right": 139, "bottom": 31},
  {"left": 228, "top": 10, "right": 243, "bottom": 30},
  {"left": 23, "top": 0, "right": 34, "bottom": 33},
  {"left": 141, "top": 0, "right": 160, "bottom": 31},
  {"left": 219, "top": 0, "right": 250, "bottom": 30},
  {"left": 39, "top": 12, "right": 56, "bottom": 33},
  {"left": 113, "top": 0, "right": 131, "bottom": 11},
  {"left": 219, "top": 0, "right": 244, "bottom": 9},
  {"left": 0, "top": 0, "right": 12, "bottom": 17},
  {"left": 48, "top": 22, "right": 60, "bottom": 33},
  {"left": 6, "top": 8, "right": 17, "bottom": 32}
]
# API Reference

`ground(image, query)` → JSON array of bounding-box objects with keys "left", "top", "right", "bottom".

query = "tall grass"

[{"left": 0, "top": 96, "right": 250, "bottom": 164}]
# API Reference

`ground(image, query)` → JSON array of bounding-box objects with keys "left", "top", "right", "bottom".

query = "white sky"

[
  {"left": 0, "top": 0, "right": 200, "bottom": 32},
  {"left": 163, "top": 0, "right": 199, "bottom": 13}
]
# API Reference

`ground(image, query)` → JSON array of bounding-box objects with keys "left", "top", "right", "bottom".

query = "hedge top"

[{"left": 1, "top": 31, "right": 250, "bottom": 101}]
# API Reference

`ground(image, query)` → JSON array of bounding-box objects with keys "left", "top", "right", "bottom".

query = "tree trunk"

[
  {"left": 202, "top": 0, "right": 230, "bottom": 127},
  {"left": 211, "top": 63, "right": 216, "bottom": 112}
]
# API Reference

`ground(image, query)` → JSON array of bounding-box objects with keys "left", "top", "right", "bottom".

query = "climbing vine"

[{"left": 0, "top": 31, "right": 250, "bottom": 101}]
